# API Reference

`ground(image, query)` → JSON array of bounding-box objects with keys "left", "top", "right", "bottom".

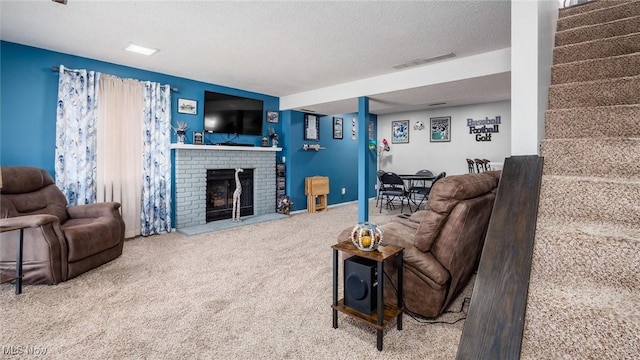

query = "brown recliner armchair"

[
  {"left": 338, "top": 171, "right": 500, "bottom": 318},
  {"left": 0, "top": 166, "right": 125, "bottom": 284}
]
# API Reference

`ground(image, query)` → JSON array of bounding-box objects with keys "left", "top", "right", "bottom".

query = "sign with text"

[{"left": 467, "top": 116, "right": 501, "bottom": 142}]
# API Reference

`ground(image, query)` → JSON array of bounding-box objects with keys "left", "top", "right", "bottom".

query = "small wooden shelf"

[
  {"left": 331, "top": 241, "right": 404, "bottom": 351},
  {"left": 0, "top": 271, "right": 23, "bottom": 285},
  {"left": 332, "top": 299, "right": 403, "bottom": 330},
  {"left": 332, "top": 241, "right": 403, "bottom": 261}
]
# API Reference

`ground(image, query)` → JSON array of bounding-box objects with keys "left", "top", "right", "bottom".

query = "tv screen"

[{"left": 203, "top": 91, "right": 264, "bottom": 136}]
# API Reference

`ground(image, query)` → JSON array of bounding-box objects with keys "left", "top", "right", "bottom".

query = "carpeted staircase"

[{"left": 521, "top": 1, "right": 640, "bottom": 358}]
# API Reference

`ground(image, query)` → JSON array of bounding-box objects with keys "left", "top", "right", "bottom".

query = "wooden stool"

[
  {"left": 305, "top": 176, "right": 329, "bottom": 213},
  {"left": 466, "top": 159, "right": 476, "bottom": 173}
]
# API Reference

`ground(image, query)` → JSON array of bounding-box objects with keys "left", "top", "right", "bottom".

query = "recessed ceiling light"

[{"left": 125, "top": 43, "right": 159, "bottom": 56}]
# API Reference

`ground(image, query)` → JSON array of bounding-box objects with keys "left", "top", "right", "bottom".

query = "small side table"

[
  {"left": 0, "top": 225, "right": 25, "bottom": 295},
  {"left": 331, "top": 241, "right": 404, "bottom": 351}
]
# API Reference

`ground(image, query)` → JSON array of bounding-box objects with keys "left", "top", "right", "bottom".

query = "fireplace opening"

[{"left": 206, "top": 169, "right": 254, "bottom": 222}]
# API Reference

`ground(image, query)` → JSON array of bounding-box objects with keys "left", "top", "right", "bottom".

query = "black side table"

[
  {"left": 0, "top": 225, "right": 25, "bottom": 295},
  {"left": 331, "top": 241, "right": 404, "bottom": 351}
]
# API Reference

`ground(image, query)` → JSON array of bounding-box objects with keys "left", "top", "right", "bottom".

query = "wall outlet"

[{"left": 341, "top": 188, "right": 346, "bottom": 195}]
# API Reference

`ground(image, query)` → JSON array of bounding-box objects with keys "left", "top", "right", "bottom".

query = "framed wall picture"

[
  {"left": 304, "top": 114, "right": 319, "bottom": 141},
  {"left": 333, "top": 117, "right": 343, "bottom": 139},
  {"left": 430, "top": 116, "right": 451, "bottom": 142},
  {"left": 266, "top": 110, "right": 279, "bottom": 123},
  {"left": 177, "top": 98, "right": 197, "bottom": 115},
  {"left": 193, "top": 131, "right": 204, "bottom": 145},
  {"left": 351, "top": 117, "right": 356, "bottom": 141},
  {"left": 391, "top": 120, "right": 409, "bottom": 144}
]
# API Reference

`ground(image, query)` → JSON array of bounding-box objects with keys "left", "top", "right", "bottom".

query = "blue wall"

[
  {"left": 280, "top": 110, "right": 378, "bottom": 211},
  {"left": 0, "top": 41, "right": 280, "bottom": 173},
  {"left": 0, "top": 41, "right": 377, "bottom": 218}
]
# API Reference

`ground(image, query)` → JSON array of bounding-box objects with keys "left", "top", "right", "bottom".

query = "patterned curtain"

[
  {"left": 54, "top": 65, "right": 100, "bottom": 205},
  {"left": 141, "top": 82, "right": 172, "bottom": 236}
]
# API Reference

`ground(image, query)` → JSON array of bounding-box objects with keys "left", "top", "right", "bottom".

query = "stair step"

[
  {"left": 537, "top": 175, "right": 640, "bottom": 226},
  {"left": 554, "top": 32, "right": 640, "bottom": 64},
  {"left": 541, "top": 138, "right": 640, "bottom": 178},
  {"left": 545, "top": 105, "right": 640, "bottom": 138},
  {"left": 521, "top": 284, "right": 640, "bottom": 359},
  {"left": 552, "top": 52, "right": 640, "bottom": 84},
  {"left": 532, "top": 222, "right": 640, "bottom": 290},
  {"left": 558, "top": 1, "right": 640, "bottom": 31},
  {"left": 559, "top": 0, "right": 632, "bottom": 18},
  {"left": 548, "top": 75, "right": 640, "bottom": 109},
  {"left": 556, "top": 14, "right": 640, "bottom": 46}
]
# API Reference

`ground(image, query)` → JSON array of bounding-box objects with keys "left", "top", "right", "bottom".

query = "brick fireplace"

[{"left": 172, "top": 144, "right": 279, "bottom": 229}]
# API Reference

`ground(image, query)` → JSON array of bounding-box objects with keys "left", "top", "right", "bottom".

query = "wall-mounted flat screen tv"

[{"left": 203, "top": 91, "right": 264, "bottom": 136}]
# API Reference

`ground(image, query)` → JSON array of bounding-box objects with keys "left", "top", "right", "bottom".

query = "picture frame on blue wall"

[
  {"left": 266, "top": 110, "right": 279, "bottom": 123},
  {"left": 177, "top": 98, "right": 197, "bottom": 114},
  {"left": 304, "top": 114, "right": 319, "bottom": 141},
  {"left": 368, "top": 120, "right": 374, "bottom": 140},
  {"left": 333, "top": 117, "right": 343, "bottom": 139}
]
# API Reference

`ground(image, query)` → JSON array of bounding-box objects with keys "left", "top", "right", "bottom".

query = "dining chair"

[
  {"left": 379, "top": 172, "right": 412, "bottom": 213},
  {"left": 375, "top": 170, "right": 389, "bottom": 208},
  {"left": 408, "top": 169, "right": 434, "bottom": 202},
  {"left": 412, "top": 171, "right": 446, "bottom": 210}
]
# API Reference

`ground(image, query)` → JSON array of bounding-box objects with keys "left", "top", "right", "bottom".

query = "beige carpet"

[{"left": 0, "top": 201, "right": 473, "bottom": 359}]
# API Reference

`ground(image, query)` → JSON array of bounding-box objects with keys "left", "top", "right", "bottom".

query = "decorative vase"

[
  {"left": 350, "top": 222, "right": 383, "bottom": 251},
  {"left": 177, "top": 131, "right": 186, "bottom": 144}
]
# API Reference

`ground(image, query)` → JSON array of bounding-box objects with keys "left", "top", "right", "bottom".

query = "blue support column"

[{"left": 358, "top": 96, "right": 370, "bottom": 222}]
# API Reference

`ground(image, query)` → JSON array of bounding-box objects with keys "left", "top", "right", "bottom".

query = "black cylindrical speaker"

[{"left": 344, "top": 256, "right": 377, "bottom": 314}]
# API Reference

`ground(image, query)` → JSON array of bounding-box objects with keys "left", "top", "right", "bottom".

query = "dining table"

[{"left": 398, "top": 173, "right": 436, "bottom": 211}]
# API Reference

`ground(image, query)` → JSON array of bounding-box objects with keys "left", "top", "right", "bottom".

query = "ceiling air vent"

[
  {"left": 393, "top": 53, "right": 456, "bottom": 70},
  {"left": 51, "top": 0, "right": 68, "bottom": 4}
]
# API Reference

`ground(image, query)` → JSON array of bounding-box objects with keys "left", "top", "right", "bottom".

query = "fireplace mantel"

[{"left": 171, "top": 144, "right": 282, "bottom": 152}]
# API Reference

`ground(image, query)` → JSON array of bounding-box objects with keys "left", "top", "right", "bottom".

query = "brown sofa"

[
  {"left": 338, "top": 171, "right": 500, "bottom": 318},
  {"left": 0, "top": 166, "right": 125, "bottom": 284}
]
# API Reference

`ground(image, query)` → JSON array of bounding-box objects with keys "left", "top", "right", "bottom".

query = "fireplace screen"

[{"left": 206, "top": 169, "right": 254, "bottom": 222}]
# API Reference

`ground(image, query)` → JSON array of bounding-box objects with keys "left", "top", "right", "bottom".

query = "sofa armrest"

[
  {"left": 406, "top": 250, "right": 450, "bottom": 287},
  {"left": 0, "top": 214, "right": 59, "bottom": 229},
  {"left": 67, "top": 202, "right": 122, "bottom": 219}
]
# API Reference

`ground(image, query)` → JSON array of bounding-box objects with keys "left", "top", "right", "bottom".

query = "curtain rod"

[{"left": 51, "top": 66, "right": 179, "bottom": 92}]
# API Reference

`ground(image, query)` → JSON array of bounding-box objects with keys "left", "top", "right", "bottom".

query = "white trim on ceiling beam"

[{"left": 279, "top": 48, "right": 511, "bottom": 112}]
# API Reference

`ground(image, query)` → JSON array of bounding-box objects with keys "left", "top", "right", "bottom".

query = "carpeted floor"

[{"left": 0, "top": 201, "right": 473, "bottom": 359}]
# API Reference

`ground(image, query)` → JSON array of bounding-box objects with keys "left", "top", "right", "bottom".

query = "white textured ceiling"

[{"left": 0, "top": 0, "right": 512, "bottom": 115}]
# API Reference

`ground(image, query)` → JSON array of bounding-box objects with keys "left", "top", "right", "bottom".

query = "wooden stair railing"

[{"left": 456, "top": 155, "right": 544, "bottom": 360}]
